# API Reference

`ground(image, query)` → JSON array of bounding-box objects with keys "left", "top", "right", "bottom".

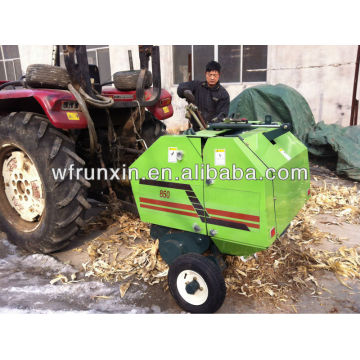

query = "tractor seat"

[{"left": 112, "top": 70, "right": 152, "bottom": 91}]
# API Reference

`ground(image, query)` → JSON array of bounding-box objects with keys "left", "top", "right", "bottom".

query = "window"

[
  {"left": 193, "top": 45, "right": 214, "bottom": 81},
  {"left": 173, "top": 45, "right": 267, "bottom": 84},
  {"left": 0, "top": 45, "right": 22, "bottom": 81},
  {"left": 59, "top": 45, "right": 111, "bottom": 84},
  {"left": 85, "top": 46, "right": 111, "bottom": 84},
  {"left": 173, "top": 45, "right": 191, "bottom": 84}
]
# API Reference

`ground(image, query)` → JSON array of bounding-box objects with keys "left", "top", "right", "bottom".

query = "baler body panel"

[
  {"left": 201, "top": 136, "right": 276, "bottom": 255},
  {"left": 130, "top": 136, "right": 207, "bottom": 235},
  {"left": 130, "top": 128, "right": 309, "bottom": 257},
  {"left": 242, "top": 129, "right": 310, "bottom": 235}
]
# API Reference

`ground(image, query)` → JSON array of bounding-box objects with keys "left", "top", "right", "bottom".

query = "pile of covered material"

[
  {"left": 229, "top": 84, "right": 360, "bottom": 181},
  {"left": 83, "top": 180, "right": 360, "bottom": 304}
]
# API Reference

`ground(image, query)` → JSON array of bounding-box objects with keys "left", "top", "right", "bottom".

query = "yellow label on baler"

[
  {"left": 66, "top": 112, "right": 80, "bottom": 121},
  {"left": 163, "top": 106, "right": 169, "bottom": 113},
  {"left": 215, "top": 149, "right": 226, "bottom": 166},
  {"left": 168, "top": 147, "right": 177, "bottom": 163}
]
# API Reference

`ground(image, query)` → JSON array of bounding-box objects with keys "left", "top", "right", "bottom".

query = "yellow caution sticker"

[
  {"left": 163, "top": 106, "right": 169, "bottom": 114},
  {"left": 66, "top": 112, "right": 80, "bottom": 121}
]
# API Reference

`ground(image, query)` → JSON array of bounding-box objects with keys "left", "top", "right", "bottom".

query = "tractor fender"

[
  {"left": 0, "top": 88, "right": 88, "bottom": 129},
  {"left": 147, "top": 89, "right": 174, "bottom": 120}
]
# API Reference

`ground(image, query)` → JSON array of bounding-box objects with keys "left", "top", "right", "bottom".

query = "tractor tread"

[
  {"left": 76, "top": 194, "right": 91, "bottom": 210},
  {"left": 41, "top": 241, "right": 70, "bottom": 254},
  {"left": 37, "top": 121, "right": 48, "bottom": 139},
  {"left": 62, "top": 146, "right": 86, "bottom": 166},
  {"left": 23, "top": 112, "right": 35, "bottom": 125},
  {"left": 56, "top": 205, "right": 83, "bottom": 229},
  {"left": 78, "top": 175, "right": 91, "bottom": 188},
  {"left": 50, "top": 225, "right": 78, "bottom": 244},
  {"left": 49, "top": 128, "right": 75, "bottom": 144},
  {"left": 49, "top": 136, "right": 63, "bottom": 160},
  {"left": 0, "top": 111, "right": 90, "bottom": 254},
  {"left": 56, "top": 182, "right": 81, "bottom": 208},
  {"left": 75, "top": 217, "right": 85, "bottom": 228},
  {"left": 52, "top": 158, "right": 74, "bottom": 186}
]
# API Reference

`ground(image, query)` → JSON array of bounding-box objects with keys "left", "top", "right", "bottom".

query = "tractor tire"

[
  {"left": 113, "top": 70, "right": 152, "bottom": 91},
  {"left": 0, "top": 112, "right": 91, "bottom": 253},
  {"left": 141, "top": 112, "right": 167, "bottom": 147},
  {"left": 26, "top": 64, "right": 70, "bottom": 89},
  {"left": 168, "top": 253, "right": 226, "bottom": 313}
]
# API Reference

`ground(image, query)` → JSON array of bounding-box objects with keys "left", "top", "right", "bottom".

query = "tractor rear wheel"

[
  {"left": 0, "top": 112, "right": 90, "bottom": 253},
  {"left": 168, "top": 253, "right": 226, "bottom": 313}
]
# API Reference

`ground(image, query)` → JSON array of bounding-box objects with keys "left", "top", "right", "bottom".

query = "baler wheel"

[
  {"left": 26, "top": 64, "right": 70, "bottom": 89},
  {"left": 113, "top": 70, "right": 152, "bottom": 91},
  {"left": 168, "top": 253, "right": 226, "bottom": 313},
  {"left": 0, "top": 112, "right": 90, "bottom": 253}
]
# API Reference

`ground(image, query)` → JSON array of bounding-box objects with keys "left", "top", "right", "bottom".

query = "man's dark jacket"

[{"left": 177, "top": 80, "right": 230, "bottom": 125}]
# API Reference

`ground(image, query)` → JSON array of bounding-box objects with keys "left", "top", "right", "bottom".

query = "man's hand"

[{"left": 184, "top": 90, "right": 196, "bottom": 104}]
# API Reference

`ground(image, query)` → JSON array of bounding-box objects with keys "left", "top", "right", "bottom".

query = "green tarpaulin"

[{"left": 229, "top": 84, "right": 360, "bottom": 181}]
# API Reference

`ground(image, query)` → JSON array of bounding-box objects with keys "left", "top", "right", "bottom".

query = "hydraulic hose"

[
  {"left": 0, "top": 80, "right": 24, "bottom": 90},
  {"left": 79, "top": 87, "right": 114, "bottom": 108},
  {"left": 68, "top": 83, "right": 98, "bottom": 155}
]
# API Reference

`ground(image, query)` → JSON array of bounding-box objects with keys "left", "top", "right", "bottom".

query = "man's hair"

[{"left": 205, "top": 60, "right": 221, "bottom": 73}]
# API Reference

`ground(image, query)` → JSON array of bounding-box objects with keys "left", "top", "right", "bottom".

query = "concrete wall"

[
  {"left": 18, "top": 45, "right": 358, "bottom": 129},
  {"left": 19, "top": 45, "right": 53, "bottom": 70},
  {"left": 267, "top": 45, "right": 357, "bottom": 127}
]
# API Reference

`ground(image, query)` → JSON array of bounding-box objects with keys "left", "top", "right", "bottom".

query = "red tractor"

[{"left": 0, "top": 45, "right": 173, "bottom": 253}]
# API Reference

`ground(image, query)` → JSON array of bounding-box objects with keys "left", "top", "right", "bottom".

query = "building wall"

[
  {"left": 162, "top": 45, "right": 358, "bottom": 130},
  {"left": 17, "top": 45, "right": 358, "bottom": 129},
  {"left": 267, "top": 45, "right": 357, "bottom": 127},
  {"left": 19, "top": 45, "right": 54, "bottom": 70}
]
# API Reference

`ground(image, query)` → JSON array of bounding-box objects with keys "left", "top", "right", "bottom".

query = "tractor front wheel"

[
  {"left": 168, "top": 253, "right": 226, "bottom": 313},
  {"left": 0, "top": 112, "right": 90, "bottom": 253}
]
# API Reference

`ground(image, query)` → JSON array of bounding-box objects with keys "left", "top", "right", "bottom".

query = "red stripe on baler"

[
  {"left": 210, "top": 216, "right": 260, "bottom": 229},
  {"left": 206, "top": 208, "right": 260, "bottom": 223},
  {"left": 140, "top": 197, "right": 194, "bottom": 211},
  {"left": 140, "top": 204, "right": 198, "bottom": 218}
]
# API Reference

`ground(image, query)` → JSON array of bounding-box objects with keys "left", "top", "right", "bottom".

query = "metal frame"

[{"left": 350, "top": 45, "right": 360, "bottom": 126}]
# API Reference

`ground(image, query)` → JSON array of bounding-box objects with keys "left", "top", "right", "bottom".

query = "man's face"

[{"left": 205, "top": 70, "right": 220, "bottom": 87}]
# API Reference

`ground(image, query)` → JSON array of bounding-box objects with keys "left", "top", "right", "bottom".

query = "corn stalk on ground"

[{"left": 78, "top": 175, "right": 360, "bottom": 305}]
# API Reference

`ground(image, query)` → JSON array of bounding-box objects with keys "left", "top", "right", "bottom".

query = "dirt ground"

[{"left": 0, "top": 166, "right": 359, "bottom": 314}]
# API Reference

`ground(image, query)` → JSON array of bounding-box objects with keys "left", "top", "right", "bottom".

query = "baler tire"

[
  {"left": 113, "top": 70, "right": 152, "bottom": 91},
  {"left": 168, "top": 253, "right": 226, "bottom": 313},
  {"left": 0, "top": 112, "right": 90, "bottom": 254},
  {"left": 26, "top": 64, "right": 71, "bottom": 89}
]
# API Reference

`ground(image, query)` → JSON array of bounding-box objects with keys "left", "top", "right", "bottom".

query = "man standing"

[{"left": 177, "top": 60, "right": 230, "bottom": 129}]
